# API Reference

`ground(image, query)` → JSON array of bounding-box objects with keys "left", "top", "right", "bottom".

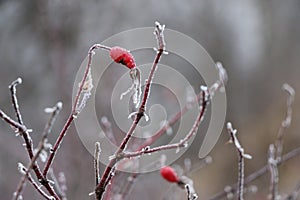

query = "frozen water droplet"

[
  {"left": 127, "top": 176, "right": 134, "bottom": 182},
  {"left": 166, "top": 126, "right": 173, "bottom": 136},
  {"left": 244, "top": 154, "right": 252, "bottom": 159},
  {"left": 184, "top": 158, "right": 192, "bottom": 171},
  {"left": 44, "top": 107, "right": 55, "bottom": 113},
  {"left": 183, "top": 142, "right": 188, "bottom": 148},
  {"left": 205, "top": 156, "right": 213, "bottom": 164},
  {"left": 88, "top": 191, "right": 95, "bottom": 196},
  {"left": 39, "top": 150, "right": 48, "bottom": 162},
  {"left": 224, "top": 185, "right": 232, "bottom": 193},
  {"left": 17, "top": 162, "right": 26, "bottom": 175},
  {"left": 175, "top": 146, "right": 180, "bottom": 154},
  {"left": 128, "top": 111, "right": 138, "bottom": 119},
  {"left": 144, "top": 113, "right": 149, "bottom": 121},
  {"left": 109, "top": 155, "right": 116, "bottom": 161},
  {"left": 144, "top": 146, "right": 150, "bottom": 151}
]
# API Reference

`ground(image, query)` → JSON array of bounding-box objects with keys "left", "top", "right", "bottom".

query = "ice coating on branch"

[
  {"left": 120, "top": 68, "right": 141, "bottom": 108},
  {"left": 17, "top": 162, "right": 26, "bottom": 175},
  {"left": 76, "top": 69, "right": 93, "bottom": 114}
]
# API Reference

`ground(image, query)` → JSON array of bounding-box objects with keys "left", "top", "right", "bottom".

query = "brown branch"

[
  {"left": 1, "top": 78, "right": 60, "bottom": 199},
  {"left": 15, "top": 163, "right": 52, "bottom": 200},
  {"left": 122, "top": 89, "right": 208, "bottom": 159},
  {"left": 13, "top": 102, "right": 62, "bottom": 200},
  {"left": 106, "top": 61, "right": 227, "bottom": 199},
  {"left": 9, "top": 77, "right": 24, "bottom": 125},
  {"left": 94, "top": 21, "right": 166, "bottom": 199},
  {"left": 94, "top": 142, "right": 101, "bottom": 188},
  {"left": 49, "top": 169, "right": 67, "bottom": 200},
  {"left": 43, "top": 44, "right": 111, "bottom": 177}
]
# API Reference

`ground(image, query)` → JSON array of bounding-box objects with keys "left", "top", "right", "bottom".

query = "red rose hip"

[
  {"left": 109, "top": 46, "right": 136, "bottom": 69},
  {"left": 160, "top": 166, "right": 179, "bottom": 183}
]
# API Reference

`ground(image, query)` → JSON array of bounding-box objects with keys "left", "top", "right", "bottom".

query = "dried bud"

[{"left": 109, "top": 46, "right": 136, "bottom": 69}]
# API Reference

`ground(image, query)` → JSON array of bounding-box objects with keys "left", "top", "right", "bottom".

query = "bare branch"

[
  {"left": 185, "top": 184, "right": 198, "bottom": 200},
  {"left": 209, "top": 146, "right": 300, "bottom": 200},
  {"left": 49, "top": 169, "right": 67, "bottom": 200},
  {"left": 95, "top": 22, "right": 166, "bottom": 199},
  {"left": 0, "top": 106, "right": 59, "bottom": 198},
  {"left": 268, "top": 144, "right": 279, "bottom": 200},
  {"left": 94, "top": 142, "right": 101, "bottom": 187},
  {"left": 14, "top": 163, "right": 53, "bottom": 200},
  {"left": 226, "top": 122, "right": 252, "bottom": 200},
  {"left": 14, "top": 102, "right": 62, "bottom": 200},
  {"left": 43, "top": 44, "right": 111, "bottom": 177},
  {"left": 122, "top": 88, "right": 209, "bottom": 158},
  {"left": 9, "top": 77, "right": 24, "bottom": 125},
  {"left": 275, "top": 83, "right": 295, "bottom": 160},
  {"left": 285, "top": 180, "right": 300, "bottom": 200}
]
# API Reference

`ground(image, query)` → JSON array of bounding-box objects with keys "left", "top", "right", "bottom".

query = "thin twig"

[
  {"left": 100, "top": 117, "right": 117, "bottom": 145},
  {"left": 106, "top": 61, "right": 227, "bottom": 198},
  {"left": 49, "top": 169, "right": 67, "bottom": 200},
  {"left": 13, "top": 102, "right": 63, "bottom": 200},
  {"left": 268, "top": 144, "right": 279, "bottom": 200},
  {"left": 185, "top": 184, "right": 198, "bottom": 200},
  {"left": 94, "top": 21, "right": 166, "bottom": 199},
  {"left": 209, "top": 146, "right": 300, "bottom": 200},
  {"left": 94, "top": 142, "right": 101, "bottom": 187},
  {"left": 275, "top": 83, "right": 295, "bottom": 161},
  {"left": 285, "top": 180, "right": 300, "bottom": 200},
  {"left": 9, "top": 77, "right": 24, "bottom": 125},
  {"left": 15, "top": 163, "right": 52, "bottom": 200},
  {"left": 135, "top": 62, "right": 227, "bottom": 152},
  {"left": 226, "top": 122, "right": 252, "bottom": 200},
  {"left": 268, "top": 84, "right": 294, "bottom": 199},
  {"left": 1, "top": 80, "right": 60, "bottom": 199},
  {"left": 43, "top": 44, "right": 111, "bottom": 177},
  {"left": 122, "top": 88, "right": 208, "bottom": 159}
]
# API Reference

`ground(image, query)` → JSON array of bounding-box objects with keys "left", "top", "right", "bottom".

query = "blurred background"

[{"left": 0, "top": 0, "right": 300, "bottom": 199}]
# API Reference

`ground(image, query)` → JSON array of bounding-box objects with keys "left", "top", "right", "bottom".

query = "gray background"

[{"left": 0, "top": 0, "right": 300, "bottom": 199}]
